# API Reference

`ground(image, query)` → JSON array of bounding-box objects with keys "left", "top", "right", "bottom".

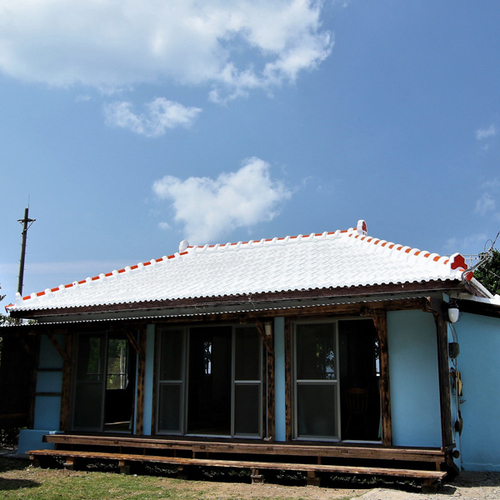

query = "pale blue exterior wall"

[
  {"left": 454, "top": 312, "right": 500, "bottom": 471},
  {"left": 17, "top": 334, "right": 64, "bottom": 455},
  {"left": 387, "top": 310, "right": 442, "bottom": 448}
]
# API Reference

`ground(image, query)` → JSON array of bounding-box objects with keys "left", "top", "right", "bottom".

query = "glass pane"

[
  {"left": 235, "top": 327, "right": 261, "bottom": 381},
  {"left": 76, "top": 336, "right": 103, "bottom": 381},
  {"left": 158, "top": 384, "right": 182, "bottom": 433},
  {"left": 106, "top": 338, "right": 128, "bottom": 390},
  {"left": 160, "top": 330, "right": 184, "bottom": 381},
  {"left": 234, "top": 384, "right": 261, "bottom": 436},
  {"left": 73, "top": 383, "right": 102, "bottom": 429},
  {"left": 297, "top": 384, "right": 337, "bottom": 438},
  {"left": 296, "top": 323, "right": 336, "bottom": 380}
]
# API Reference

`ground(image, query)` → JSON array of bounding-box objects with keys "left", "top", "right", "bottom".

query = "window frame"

[
  {"left": 292, "top": 319, "right": 341, "bottom": 441},
  {"left": 155, "top": 323, "right": 264, "bottom": 439}
]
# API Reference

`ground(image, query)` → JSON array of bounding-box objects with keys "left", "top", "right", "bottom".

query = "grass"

[{"left": 0, "top": 456, "right": 361, "bottom": 500}]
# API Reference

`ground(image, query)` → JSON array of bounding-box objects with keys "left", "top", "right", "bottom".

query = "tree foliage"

[{"left": 474, "top": 249, "right": 500, "bottom": 295}]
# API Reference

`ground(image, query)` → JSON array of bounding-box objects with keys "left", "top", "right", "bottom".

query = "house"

[{"left": 4, "top": 220, "right": 500, "bottom": 486}]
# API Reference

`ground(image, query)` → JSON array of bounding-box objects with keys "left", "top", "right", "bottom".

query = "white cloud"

[
  {"left": 158, "top": 222, "right": 171, "bottom": 231},
  {"left": 475, "top": 192, "right": 496, "bottom": 216},
  {"left": 445, "top": 233, "right": 488, "bottom": 255},
  {"left": 153, "top": 157, "right": 291, "bottom": 243},
  {"left": 0, "top": 0, "right": 333, "bottom": 100},
  {"left": 476, "top": 124, "right": 497, "bottom": 140},
  {"left": 104, "top": 98, "right": 202, "bottom": 136},
  {"left": 474, "top": 178, "right": 500, "bottom": 221}
]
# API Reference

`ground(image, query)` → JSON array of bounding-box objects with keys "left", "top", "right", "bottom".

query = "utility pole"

[{"left": 17, "top": 207, "right": 36, "bottom": 296}]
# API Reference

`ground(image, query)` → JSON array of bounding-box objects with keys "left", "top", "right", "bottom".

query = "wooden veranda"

[{"left": 29, "top": 433, "right": 450, "bottom": 490}]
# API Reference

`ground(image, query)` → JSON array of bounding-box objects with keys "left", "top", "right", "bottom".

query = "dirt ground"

[
  {"left": 142, "top": 470, "right": 500, "bottom": 499},
  {"left": 183, "top": 471, "right": 500, "bottom": 499}
]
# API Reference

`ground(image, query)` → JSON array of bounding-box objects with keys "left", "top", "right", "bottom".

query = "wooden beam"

[
  {"left": 370, "top": 310, "right": 392, "bottom": 447},
  {"left": 28, "top": 448, "right": 447, "bottom": 483},
  {"left": 427, "top": 299, "right": 454, "bottom": 449},
  {"left": 267, "top": 328, "right": 275, "bottom": 441},
  {"left": 284, "top": 317, "right": 292, "bottom": 441},
  {"left": 28, "top": 335, "right": 41, "bottom": 429},
  {"left": 125, "top": 329, "right": 145, "bottom": 360},
  {"left": 14, "top": 331, "right": 32, "bottom": 356},
  {"left": 135, "top": 327, "right": 147, "bottom": 435},
  {"left": 44, "top": 433, "right": 447, "bottom": 463},
  {"left": 59, "top": 333, "right": 73, "bottom": 432},
  {"left": 7, "top": 297, "right": 431, "bottom": 330},
  {"left": 45, "top": 331, "right": 71, "bottom": 364},
  {"left": 253, "top": 318, "right": 274, "bottom": 356}
]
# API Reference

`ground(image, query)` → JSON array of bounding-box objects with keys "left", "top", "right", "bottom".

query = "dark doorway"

[
  {"left": 339, "top": 320, "right": 381, "bottom": 441},
  {"left": 187, "top": 327, "right": 232, "bottom": 436}
]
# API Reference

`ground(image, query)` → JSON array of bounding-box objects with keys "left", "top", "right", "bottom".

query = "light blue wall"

[
  {"left": 18, "top": 334, "right": 64, "bottom": 455},
  {"left": 274, "top": 317, "right": 286, "bottom": 442},
  {"left": 455, "top": 312, "right": 500, "bottom": 471},
  {"left": 387, "top": 310, "right": 442, "bottom": 447},
  {"left": 33, "top": 334, "right": 64, "bottom": 431}
]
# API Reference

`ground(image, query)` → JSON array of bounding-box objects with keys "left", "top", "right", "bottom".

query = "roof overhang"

[{"left": 8, "top": 279, "right": 474, "bottom": 324}]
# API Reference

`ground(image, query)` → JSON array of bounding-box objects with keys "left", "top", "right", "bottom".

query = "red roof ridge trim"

[
  {"left": 346, "top": 231, "right": 469, "bottom": 271},
  {"left": 21, "top": 250, "right": 182, "bottom": 302}
]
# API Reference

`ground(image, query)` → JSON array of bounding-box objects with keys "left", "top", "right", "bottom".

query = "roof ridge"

[
  {"left": 189, "top": 228, "right": 351, "bottom": 253},
  {"left": 347, "top": 232, "right": 469, "bottom": 272}
]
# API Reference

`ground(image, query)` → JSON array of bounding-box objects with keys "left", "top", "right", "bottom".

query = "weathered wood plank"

[
  {"left": 135, "top": 327, "right": 147, "bottom": 435},
  {"left": 371, "top": 310, "right": 392, "bottom": 446},
  {"left": 427, "top": 299, "right": 454, "bottom": 449},
  {"left": 284, "top": 318, "right": 292, "bottom": 442},
  {"left": 28, "top": 448, "right": 447, "bottom": 481},
  {"left": 267, "top": 325, "right": 275, "bottom": 440},
  {"left": 43, "top": 434, "right": 446, "bottom": 463},
  {"left": 59, "top": 333, "right": 73, "bottom": 432}
]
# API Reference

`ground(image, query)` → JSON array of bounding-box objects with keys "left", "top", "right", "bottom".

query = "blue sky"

[{"left": 1, "top": 1, "right": 499, "bottom": 306}]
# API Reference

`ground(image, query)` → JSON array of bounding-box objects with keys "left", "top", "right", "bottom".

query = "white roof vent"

[{"left": 179, "top": 240, "right": 189, "bottom": 253}]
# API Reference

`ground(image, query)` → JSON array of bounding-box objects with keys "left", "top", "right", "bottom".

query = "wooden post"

[
  {"left": 428, "top": 299, "right": 454, "bottom": 449},
  {"left": 60, "top": 332, "right": 73, "bottom": 432},
  {"left": 118, "top": 460, "right": 131, "bottom": 474},
  {"left": 306, "top": 470, "right": 320, "bottom": 487},
  {"left": 135, "top": 327, "right": 147, "bottom": 435},
  {"left": 284, "top": 317, "right": 292, "bottom": 441},
  {"left": 267, "top": 336, "right": 275, "bottom": 441},
  {"left": 63, "top": 457, "right": 76, "bottom": 471},
  {"left": 251, "top": 468, "right": 265, "bottom": 484},
  {"left": 372, "top": 310, "right": 392, "bottom": 446},
  {"left": 28, "top": 334, "right": 41, "bottom": 429}
]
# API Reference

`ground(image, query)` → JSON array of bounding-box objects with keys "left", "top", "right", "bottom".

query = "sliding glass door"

[
  {"left": 157, "top": 325, "right": 263, "bottom": 438},
  {"left": 293, "top": 319, "right": 381, "bottom": 442},
  {"left": 72, "top": 333, "right": 135, "bottom": 432}
]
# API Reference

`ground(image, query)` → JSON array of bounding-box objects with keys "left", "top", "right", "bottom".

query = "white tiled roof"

[{"left": 8, "top": 222, "right": 470, "bottom": 312}]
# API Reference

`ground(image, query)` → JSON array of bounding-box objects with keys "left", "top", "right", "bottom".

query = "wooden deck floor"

[
  {"left": 32, "top": 433, "right": 454, "bottom": 490},
  {"left": 44, "top": 433, "right": 447, "bottom": 464}
]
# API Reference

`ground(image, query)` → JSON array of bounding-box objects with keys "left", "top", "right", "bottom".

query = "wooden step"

[
  {"left": 44, "top": 434, "right": 446, "bottom": 464},
  {"left": 29, "top": 448, "right": 447, "bottom": 483}
]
